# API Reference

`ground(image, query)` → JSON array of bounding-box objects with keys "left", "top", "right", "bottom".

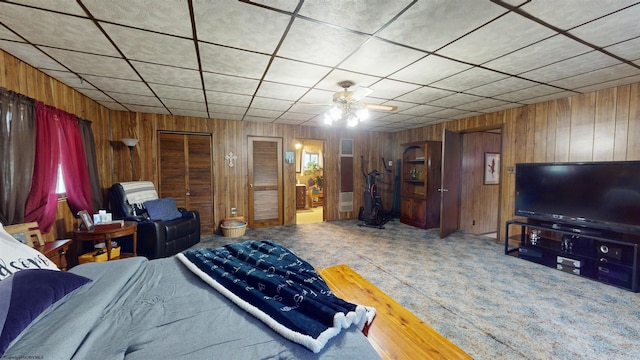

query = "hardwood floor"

[{"left": 319, "top": 264, "right": 472, "bottom": 360}]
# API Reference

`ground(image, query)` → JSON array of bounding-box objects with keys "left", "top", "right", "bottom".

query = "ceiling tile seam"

[
  {"left": 76, "top": 0, "right": 172, "bottom": 115},
  {"left": 491, "top": 0, "right": 640, "bottom": 72},
  {"left": 187, "top": 0, "right": 210, "bottom": 119},
  {"left": 238, "top": 0, "right": 305, "bottom": 123}
]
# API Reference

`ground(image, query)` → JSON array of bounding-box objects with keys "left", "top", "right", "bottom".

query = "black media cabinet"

[{"left": 505, "top": 220, "right": 640, "bottom": 292}]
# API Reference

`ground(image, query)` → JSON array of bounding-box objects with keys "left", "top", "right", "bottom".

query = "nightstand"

[{"left": 35, "top": 239, "right": 72, "bottom": 270}]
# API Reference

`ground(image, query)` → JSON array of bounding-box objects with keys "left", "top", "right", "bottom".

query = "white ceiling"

[{"left": 1, "top": 0, "right": 639, "bottom": 132}]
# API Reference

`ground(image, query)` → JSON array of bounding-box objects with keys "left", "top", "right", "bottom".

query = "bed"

[{"left": 0, "top": 227, "right": 380, "bottom": 359}]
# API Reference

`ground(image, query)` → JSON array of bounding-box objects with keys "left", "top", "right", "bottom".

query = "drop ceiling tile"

[
  {"left": 377, "top": 0, "right": 506, "bottom": 52},
  {"left": 82, "top": 0, "right": 192, "bottom": 37},
  {"left": 483, "top": 35, "right": 593, "bottom": 74},
  {"left": 428, "top": 108, "right": 472, "bottom": 119},
  {"left": 40, "top": 70, "right": 96, "bottom": 89},
  {"left": 278, "top": 111, "right": 315, "bottom": 121},
  {"left": 81, "top": 75, "right": 152, "bottom": 95},
  {"left": 396, "top": 86, "right": 455, "bottom": 103},
  {"left": 250, "top": 0, "right": 300, "bottom": 12},
  {"left": 390, "top": 55, "right": 472, "bottom": 85},
  {"left": 549, "top": 63, "right": 640, "bottom": 90},
  {"left": 575, "top": 74, "right": 640, "bottom": 93},
  {"left": 298, "top": 0, "right": 412, "bottom": 34},
  {"left": 132, "top": 61, "right": 201, "bottom": 88},
  {"left": 494, "top": 84, "right": 564, "bottom": 102},
  {"left": 398, "top": 104, "right": 443, "bottom": 116},
  {"left": 9, "top": 0, "right": 85, "bottom": 15},
  {"left": 518, "top": 0, "right": 639, "bottom": 30},
  {"left": 206, "top": 91, "right": 252, "bottom": 107},
  {"left": 170, "top": 109, "right": 209, "bottom": 118},
  {"left": 162, "top": 99, "right": 207, "bottom": 112},
  {"left": 480, "top": 102, "right": 522, "bottom": 114},
  {"left": 0, "top": 41, "right": 66, "bottom": 71},
  {"left": 520, "top": 91, "right": 577, "bottom": 105},
  {"left": 313, "top": 71, "right": 378, "bottom": 93},
  {"left": 202, "top": 73, "right": 259, "bottom": 95},
  {"left": 244, "top": 115, "right": 275, "bottom": 123},
  {"left": 255, "top": 81, "right": 309, "bottom": 101},
  {"left": 193, "top": 0, "right": 291, "bottom": 54},
  {"left": 339, "top": 38, "right": 426, "bottom": 77},
  {"left": 101, "top": 23, "right": 198, "bottom": 69},
  {"left": 519, "top": 51, "right": 622, "bottom": 83},
  {"left": 76, "top": 88, "right": 114, "bottom": 102},
  {"left": 430, "top": 67, "right": 509, "bottom": 92},
  {"left": 200, "top": 43, "right": 270, "bottom": 78},
  {"left": 246, "top": 108, "right": 284, "bottom": 118},
  {"left": 0, "top": 3, "right": 118, "bottom": 56},
  {"left": 42, "top": 48, "right": 138, "bottom": 79},
  {"left": 150, "top": 84, "right": 204, "bottom": 102},
  {"left": 456, "top": 98, "right": 510, "bottom": 111},
  {"left": 368, "top": 79, "right": 421, "bottom": 99},
  {"left": 465, "top": 77, "right": 538, "bottom": 97},
  {"left": 274, "top": 118, "right": 305, "bottom": 125},
  {"left": 569, "top": 6, "right": 640, "bottom": 47},
  {"left": 126, "top": 105, "right": 170, "bottom": 114},
  {"left": 604, "top": 37, "right": 640, "bottom": 61},
  {"left": 437, "top": 12, "right": 556, "bottom": 64},
  {"left": 210, "top": 113, "right": 243, "bottom": 121},
  {"left": 0, "top": 26, "right": 23, "bottom": 42},
  {"left": 428, "top": 93, "right": 485, "bottom": 107},
  {"left": 97, "top": 101, "right": 128, "bottom": 111},
  {"left": 289, "top": 103, "right": 328, "bottom": 115},
  {"left": 264, "top": 58, "right": 331, "bottom": 87},
  {"left": 250, "top": 97, "right": 294, "bottom": 111},
  {"left": 208, "top": 104, "right": 246, "bottom": 115},
  {"left": 277, "top": 17, "right": 368, "bottom": 67},
  {"left": 111, "top": 93, "right": 163, "bottom": 107}
]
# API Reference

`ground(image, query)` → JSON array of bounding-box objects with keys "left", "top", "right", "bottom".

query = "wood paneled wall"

[
  {"left": 3, "top": 48, "right": 640, "bottom": 242},
  {"left": 392, "top": 84, "right": 640, "bottom": 241}
]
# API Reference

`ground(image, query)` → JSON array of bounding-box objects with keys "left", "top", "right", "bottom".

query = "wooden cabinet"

[
  {"left": 400, "top": 141, "right": 442, "bottom": 229},
  {"left": 36, "top": 239, "right": 72, "bottom": 270}
]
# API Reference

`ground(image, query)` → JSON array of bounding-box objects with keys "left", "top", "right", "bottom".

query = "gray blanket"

[{"left": 4, "top": 257, "right": 379, "bottom": 360}]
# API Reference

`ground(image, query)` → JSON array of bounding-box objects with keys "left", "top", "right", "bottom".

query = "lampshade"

[{"left": 121, "top": 138, "right": 139, "bottom": 147}]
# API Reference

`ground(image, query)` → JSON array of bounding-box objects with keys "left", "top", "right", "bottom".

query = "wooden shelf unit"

[{"left": 400, "top": 141, "right": 442, "bottom": 229}]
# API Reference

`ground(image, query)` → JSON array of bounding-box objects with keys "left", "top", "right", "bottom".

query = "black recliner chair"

[{"left": 108, "top": 181, "right": 200, "bottom": 259}]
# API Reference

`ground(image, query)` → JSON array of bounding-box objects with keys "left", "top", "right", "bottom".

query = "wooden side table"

[
  {"left": 72, "top": 221, "right": 138, "bottom": 265},
  {"left": 35, "top": 239, "right": 72, "bottom": 270}
]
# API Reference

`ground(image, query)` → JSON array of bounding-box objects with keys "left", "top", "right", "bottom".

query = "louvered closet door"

[
  {"left": 158, "top": 132, "right": 214, "bottom": 234},
  {"left": 248, "top": 137, "right": 282, "bottom": 228}
]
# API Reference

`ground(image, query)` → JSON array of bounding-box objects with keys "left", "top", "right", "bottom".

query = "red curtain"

[{"left": 24, "top": 102, "right": 93, "bottom": 232}]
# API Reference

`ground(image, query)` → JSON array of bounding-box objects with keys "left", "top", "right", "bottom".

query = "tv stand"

[{"left": 505, "top": 220, "right": 640, "bottom": 292}]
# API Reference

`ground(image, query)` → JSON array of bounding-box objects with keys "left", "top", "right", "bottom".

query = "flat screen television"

[{"left": 515, "top": 161, "right": 640, "bottom": 234}]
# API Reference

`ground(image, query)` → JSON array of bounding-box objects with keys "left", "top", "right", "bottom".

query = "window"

[{"left": 55, "top": 163, "right": 66, "bottom": 196}]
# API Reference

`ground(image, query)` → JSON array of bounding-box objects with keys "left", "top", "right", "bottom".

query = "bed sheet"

[{"left": 4, "top": 257, "right": 380, "bottom": 360}]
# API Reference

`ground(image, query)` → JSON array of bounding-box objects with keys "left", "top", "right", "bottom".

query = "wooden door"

[
  {"left": 158, "top": 132, "right": 214, "bottom": 234},
  {"left": 440, "top": 129, "right": 462, "bottom": 238},
  {"left": 248, "top": 137, "right": 282, "bottom": 228}
]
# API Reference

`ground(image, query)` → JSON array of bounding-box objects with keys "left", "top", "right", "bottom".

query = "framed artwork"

[
  {"left": 78, "top": 209, "right": 94, "bottom": 231},
  {"left": 484, "top": 152, "right": 500, "bottom": 185},
  {"left": 285, "top": 151, "right": 294, "bottom": 164}
]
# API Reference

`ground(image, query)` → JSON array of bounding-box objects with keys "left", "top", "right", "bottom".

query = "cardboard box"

[{"left": 78, "top": 246, "right": 121, "bottom": 264}]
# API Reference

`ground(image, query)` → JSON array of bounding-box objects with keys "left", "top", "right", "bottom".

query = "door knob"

[{"left": 249, "top": 184, "right": 253, "bottom": 188}]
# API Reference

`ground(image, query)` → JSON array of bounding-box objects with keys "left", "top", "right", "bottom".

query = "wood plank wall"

[{"left": 3, "top": 49, "right": 640, "bottom": 243}]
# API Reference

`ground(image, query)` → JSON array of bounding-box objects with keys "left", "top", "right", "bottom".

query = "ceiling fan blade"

[
  {"left": 350, "top": 87, "right": 373, "bottom": 102},
  {"left": 364, "top": 103, "right": 398, "bottom": 112}
]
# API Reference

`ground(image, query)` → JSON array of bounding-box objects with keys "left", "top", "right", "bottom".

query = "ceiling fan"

[{"left": 305, "top": 81, "right": 398, "bottom": 127}]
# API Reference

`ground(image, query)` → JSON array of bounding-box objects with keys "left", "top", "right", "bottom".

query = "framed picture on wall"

[{"left": 484, "top": 152, "right": 500, "bottom": 185}]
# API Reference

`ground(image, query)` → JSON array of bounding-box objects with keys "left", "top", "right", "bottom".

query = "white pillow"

[{"left": 0, "top": 223, "right": 59, "bottom": 281}]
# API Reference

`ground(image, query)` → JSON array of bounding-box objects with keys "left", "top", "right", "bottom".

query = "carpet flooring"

[{"left": 192, "top": 219, "right": 640, "bottom": 359}]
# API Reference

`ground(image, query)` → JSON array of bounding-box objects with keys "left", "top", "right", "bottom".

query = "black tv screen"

[{"left": 515, "top": 161, "right": 640, "bottom": 233}]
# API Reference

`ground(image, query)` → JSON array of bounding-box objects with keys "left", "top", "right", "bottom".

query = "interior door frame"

[
  {"left": 294, "top": 138, "right": 326, "bottom": 224},
  {"left": 440, "top": 125, "right": 504, "bottom": 238}
]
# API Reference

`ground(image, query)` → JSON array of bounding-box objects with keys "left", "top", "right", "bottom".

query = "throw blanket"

[
  {"left": 120, "top": 181, "right": 158, "bottom": 207},
  {"left": 177, "top": 240, "right": 375, "bottom": 353}
]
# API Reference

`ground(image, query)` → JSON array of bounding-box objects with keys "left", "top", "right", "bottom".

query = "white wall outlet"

[
  {"left": 231, "top": 207, "right": 237, "bottom": 215},
  {"left": 388, "top": 160, "right": 393, "bottom": 167}
]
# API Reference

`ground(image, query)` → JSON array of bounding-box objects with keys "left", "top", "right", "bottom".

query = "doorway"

[
  {"left": 295, "top": 139, "right": 325, "bottom": 224},
  {"left": 440, "top": 127, "right": 503, "bottom": 238}
]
